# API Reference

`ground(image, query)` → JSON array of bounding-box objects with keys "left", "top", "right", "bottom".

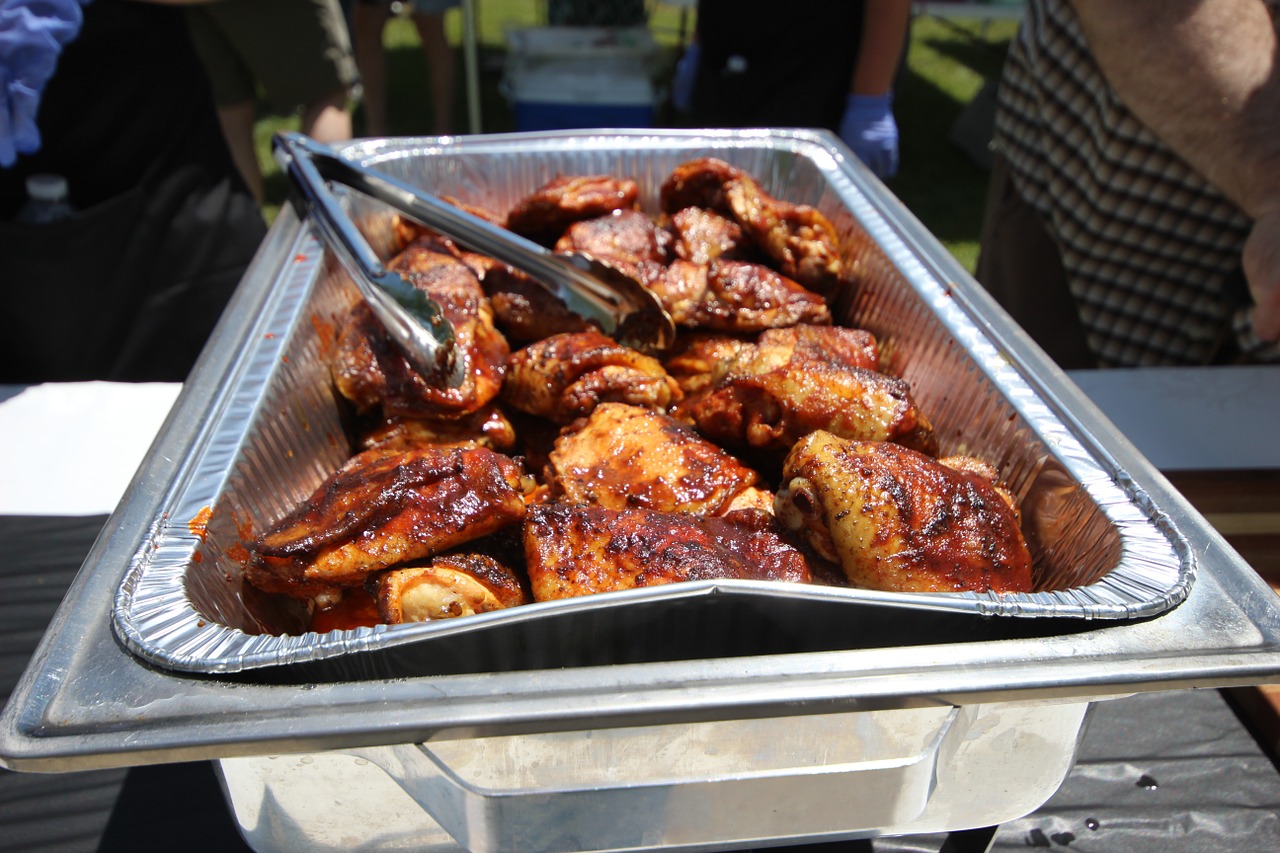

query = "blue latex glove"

[
  {"left": 839, "top": 91, "right": 899, "bottom": 179},
  {"left": 0, "top": 0, "right": 88, "bottom": 168},
  {"left": 671, "top": 42, "right": 699, "bottom": 114}
]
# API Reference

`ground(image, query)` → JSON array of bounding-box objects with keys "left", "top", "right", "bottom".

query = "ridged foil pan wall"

[{"left": 112, "top": 130, "right": 1194, "bottom": 675}]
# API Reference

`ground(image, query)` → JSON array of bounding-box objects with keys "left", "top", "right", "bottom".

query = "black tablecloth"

[{"left": 2, "top": 515, "right": 1278, "bottom": 853}]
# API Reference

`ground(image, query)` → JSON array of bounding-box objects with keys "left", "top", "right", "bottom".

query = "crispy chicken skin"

[
  {"left": 332, "top": 241, "right": 510, "bottom": 419},
  {"left": 506, "top": 175, "right": 640, "bottom": 246},
  {"left": 660, "top": 158, "right": 844, "bottom": 294},
  {"left": 690, "top": 324, "right": 937, "bottom": 455},
  {"left": 503, "top": 331, "right": 683, "bottom": 424},
  {"left": 246, "top": 445, "right": 529, "bottom": 600},
  {"left": 774, "top": 432, "right": 1033, "bottom": 594},
  {"left": 547, "top": 402, "right": 764, "bottom": 516},
  {"left": 523, "top": 503, "right": 811, "bottom": 601},
  {"left": 367, "top": 552, "right": 530, "bottom": 623},
  {"left": 649, "top": 259, "right": 832, "bottom": 333}
]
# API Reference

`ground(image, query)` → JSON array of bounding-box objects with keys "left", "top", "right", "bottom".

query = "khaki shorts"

[{"left": 187, "top": 0, "right": 359, "bottom": 111}]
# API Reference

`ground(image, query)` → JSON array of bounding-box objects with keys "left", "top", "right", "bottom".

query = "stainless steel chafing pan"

[{"left": 4, "top": 130, "right": 1278, "bottom": 853}]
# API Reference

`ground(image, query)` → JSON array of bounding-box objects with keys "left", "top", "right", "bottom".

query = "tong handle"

[{"left": 273, "top": 132, "right": 461, "bottom": 384}]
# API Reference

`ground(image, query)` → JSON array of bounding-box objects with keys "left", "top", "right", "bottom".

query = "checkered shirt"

[{"left": 992, "top": 0, "right": 1280, "bottom": 366}]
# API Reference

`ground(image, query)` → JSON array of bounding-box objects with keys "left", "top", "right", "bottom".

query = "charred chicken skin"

[
  {"left": 247, "top": 445, "right": 529, "bottom": 601},
  {"left": 690, "top": 324, "right": 937, "bottom": 455},
  {"left": 367, "top": 552, "right": 530, "bottom": 623},
  {"left": 546, "top": 402, "right": 768, "bottom": 516},
  {"left": 774, "top": 432, "right": 1033, "bottom": 594},
  {"left": 332, "top": 240, "right": 510, "bottom": 419},
  {"left": 523, "top": 503, "right": 811, "bottom": 601},
  {"left": 503, "top": 331, "right": 683, "bottom": 424}
]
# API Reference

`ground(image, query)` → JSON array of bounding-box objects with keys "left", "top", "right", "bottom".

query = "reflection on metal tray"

[{"left": 111, "top": 129, "right": 1193, "bottom": 675}]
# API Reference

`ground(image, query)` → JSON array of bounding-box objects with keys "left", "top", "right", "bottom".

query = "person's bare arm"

[
  {"left": 1071, "top": 0, "right": 1280, "bottom": 338},
  {"left": 850, "top": 0, "right": 912, "bottom": 96}
]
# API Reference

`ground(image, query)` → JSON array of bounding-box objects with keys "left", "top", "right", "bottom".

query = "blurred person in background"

[
  {"left": 0, "top": 0, "right": 266, "bottom": 383},
  {"left": 352, "top": 0, "right": 459, "bottom": 136},
  {"left": 185, "top": 0, "right": 359, "bottom": 203},
  {"left": 671, "top": 0, "right": 911, "bottom": 180},
  {"left": 975, "top": 0, "right": 1280, "bottom": 369}
]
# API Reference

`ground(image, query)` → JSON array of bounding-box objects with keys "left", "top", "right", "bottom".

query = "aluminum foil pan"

[{"left": 112, "top": 129, "right": 1193, "bottom": 675}]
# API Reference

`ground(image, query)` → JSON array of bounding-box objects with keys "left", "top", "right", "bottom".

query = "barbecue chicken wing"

[
  {"left": 660, "top": 158, "right": 844, "bottom": 294},
  {"left": 649, "top": 259, "right": 831, "bottom": 333},
  {"left": 503, "top": 331, "right": 682, "bottom": 424},
  {"left": 774, "top": 431, "right": 1033, "bottom": 594},
  {"left": 546, "top": 402, "right": 769, "bottom": 516},
  {"left": 523, "top": 503, "right": 811, "bottom": 601},
  {"left": 690, "top": 324, "right": 937, "bottom": 455},
  {"left": 332, "top": 240, "right": 510, "bottom": 419},
  {"left": 367, "top": 552, "right": 530, "bottom": 623},
  {"left": 246, "top": 445, "right": 529, "bottom": 601},
  {"left": 506, "top": 175, "right": 640, "bottom": 246}
]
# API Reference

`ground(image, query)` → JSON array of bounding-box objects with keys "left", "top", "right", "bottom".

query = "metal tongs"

[{"left": 273, "top": 132, "right": 675, "bottom": 385}]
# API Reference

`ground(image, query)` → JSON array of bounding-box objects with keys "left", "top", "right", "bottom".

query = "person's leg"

[
  {"left": 412, "top": 11, "right": 456, "bottom": 134},
  {"left": 352, "top": 1, "right": 392, "bottom": 135}
]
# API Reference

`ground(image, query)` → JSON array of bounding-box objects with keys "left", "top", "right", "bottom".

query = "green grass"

[{"left": 253, "top": 10, "right": 1016, "bottom": 272}]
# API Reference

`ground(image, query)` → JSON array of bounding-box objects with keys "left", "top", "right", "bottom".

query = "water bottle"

[{"left": 15, "top": 174, "right": 76, "bottom": 225}]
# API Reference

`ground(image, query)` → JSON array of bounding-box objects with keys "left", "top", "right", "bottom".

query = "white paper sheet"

[{"left": 0, "top": 382, "right": 182, "bottom": 516}]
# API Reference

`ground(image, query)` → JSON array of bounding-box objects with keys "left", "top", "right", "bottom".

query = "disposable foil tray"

[{"left": 111, "top": 129, "right": 1194, "bottom": 675}]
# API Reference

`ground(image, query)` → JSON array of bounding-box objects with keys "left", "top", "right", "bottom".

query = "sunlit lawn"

[{"left": 253, "top": 7, "right": 1017, "bottom": 272}]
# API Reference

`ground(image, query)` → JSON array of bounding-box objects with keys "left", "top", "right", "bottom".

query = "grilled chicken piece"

[
  {"left": 481, "top": 264, "right": 599, "bottom": 344},
  {"left": 668, "top": 206, "right": 757, "bottom": 265},
  {"left": 660, "top": 158, "right": 844, "bottom": 294},
  {"left": 660, "top": 157, "right": 740, "bottom": 215},
  {"left": 775, "top": 432, "right": 1033, "bottom": 594},
  {"left": 663, "top": 332, "right": 754, "bottom": 423},
  {"left": 503, "top": 331, "right": 682, "bottom": 424},
  {"left": 553, "top": 209, "right": 674, "bottom": 267},
  {"left": 523, "top": 503, "right": 811, "bottom": 601},
  {"left": 547, "top": 402, "right": 766, "bottom": 516},
  {"left": 246, "top": 445, "right": 529, "bottom": 600},
  {"left": 332, "top": 240, "right": 510, "bottom": 419},
  {"left": 649, "top": 258, "right": 831, "bottom": 333},
  {"left": 357, "top": 405, "right": 517, "bottom": 454},
  {"left": 691, "top": 324, "right": 937, "bottom": 455},
  {"left": 506, "top": 175, "right": 640, "bottom": 246},
  {"left": 367, "top": 552, "right": 529, "bottom": 623}
]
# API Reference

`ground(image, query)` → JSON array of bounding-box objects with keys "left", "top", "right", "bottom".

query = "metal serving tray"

[
  {"left": 109, "top": 129, "right": 1192, "bottom": 676},
  {"left": 4, "top": 131, "right": 1279, "bottom": 853}
]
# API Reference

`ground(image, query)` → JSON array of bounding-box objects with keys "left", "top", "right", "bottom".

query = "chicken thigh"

[{"left": 774, "top": 431, "right": 1033, "bottom": 594}]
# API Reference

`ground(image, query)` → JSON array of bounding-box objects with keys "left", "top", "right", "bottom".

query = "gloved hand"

[
  {"left": 838, "top": 91, "right": 899, "bottom": 180},
  {"left": 671, "top": 42, "right": 699, "bottom": 114},
  {"left": 0, "top": 0, "right": 88, "bottom": 168}
]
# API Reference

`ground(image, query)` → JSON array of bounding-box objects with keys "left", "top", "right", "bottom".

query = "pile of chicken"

[{"left": 245, "top": 158, "right": 1034, "bottom": 632}]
